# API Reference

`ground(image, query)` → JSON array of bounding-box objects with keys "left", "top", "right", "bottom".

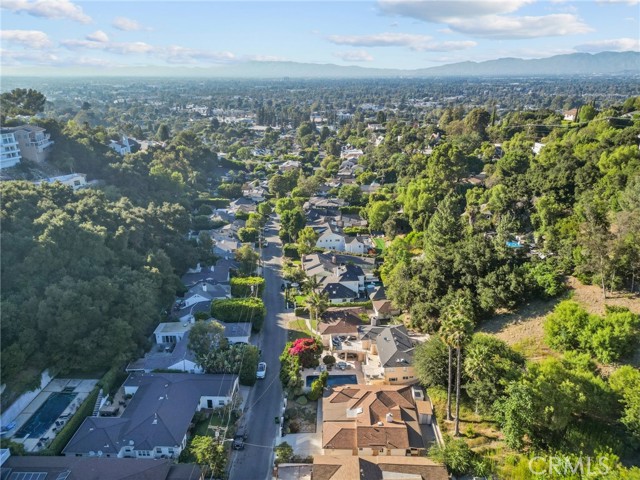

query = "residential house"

[
  {"left": 315, "top": 223, "right": 346, "bottom": 251},
  {"left": 0, "top": 128, "right": 22, "bottom": 168},
  {"left": 154, "top": 322, "right": 192, "bottom": 345},
  {"left": 359, "top": 325, "right": 418, "bottom": 385},
  {"left": 180, "top": 260, "right": 237, "bottom": 288},
  {"left": 340, "top": 147, "right": 364, "bottom": 161},
  {"left": 228, "top": 197, "right": 257, "bottom": 215},
  {"left": 108, "top": 135, "right": 140, "bottom": 156},
  {"left": 563, "top": 108, "right": 578, "bottom": 122},
  {"left": 279, "top": 160, "right": 300, "bottom": 172},
  {"left": 213, "top": 239, "right": 241, "bottom": 259},
  {"left": 360, "top": 181, "right": 381, "bottom": 194},
  {"left": 314, "top": 262, "right": 366, "bottom": 304},
  {"left": 174, "top": 281, "right": 231, "bottom": 323},
  {"left": 344, "top": 235, "right": 372, "bottom": 255},
  {"left": 0, "top": 453, "right": 203, "bottom": 480},
  {"left": 63, "top": 373, "right": 239, "bottom": 459},
  {"left": 303, "top": 252, "right": 376, "bottom": 284},
  {"left": 532, "top": 142, "right": 546, "bottom": 155},
  {"left": 127, "top": 330, "right": 202, "bottom": 374},
  {"left": 35, "top": 173, "right": 87, "bottom": 190},
  {"left": 322, "top": 384, "right": 428, "bottom": 456},
  {"left": 212, "top": 320, "right": 251, "bottom": 344},
  {"left": 369, "top": 285, "right": 398, "bottom": 322},
  {"left": 312, "top": 455, "right": 448, "bottom": 480},
  {"left": 4, "top": 125, "right": 54, "bottom": 163},
  {"left": 317, "top": 308, "right": 365, "bottom": 348}
]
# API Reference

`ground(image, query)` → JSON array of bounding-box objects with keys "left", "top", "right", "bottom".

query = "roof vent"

[{"left": 377, "top": 421, "right": 383, "bottom": 426}]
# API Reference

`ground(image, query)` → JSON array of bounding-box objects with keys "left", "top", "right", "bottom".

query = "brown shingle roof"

[
  {"left": 318, "top": 308, "right": 364, "bottom": 335},
  {"left": 312, "top": 455, "right": 449, "bottom": 480}
]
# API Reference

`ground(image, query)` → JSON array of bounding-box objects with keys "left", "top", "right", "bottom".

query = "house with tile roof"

[
  {"left": 311, "top": 455, "right": 448, "bottom": 480},
  {"left": 321, "top": 384, "right": 429, "bottom": 456},
  {"left": 63, "top": 373, "right": 238, "bottom": 459}
]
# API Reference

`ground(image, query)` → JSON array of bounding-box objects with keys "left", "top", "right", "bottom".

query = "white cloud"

[
  {"left": 333, "top": 50, "right": 374, "bottom": 62},
  {"left": 162, "top": 45, "right": 235, "bottom": 64},
  {"left": 1, "top": 0, "right": 91, "bottom": 24},
  {"left": 597, "top": 0, "right": 640, "bottom": 4},
  {"left": 0, "top": 30, "right": 53, "bottom": 49},
  {"left": 112, "top": 16, "right": 147, "bottom": 31},
  {"left": 86, "top": 30, "right": 109, "bottom": 43},
  {"left": 62, "top": 39, "right": 154, "bottom": 55},
  {"left": 246, "top": 55, "right": 288, "bottom": 62},
  {"left": 328, "top": 32, "right": 431, "bottom": 48},
  {"left": 378, "top": 0, "right": 533, "bottom": 22},
  {"left": 447, "top": 13, "right": 592, "bottom": 38},
  {"left": 0, "top": 48, "right": 59, "bottom": 65},
  {"left": 574, "top": 37, "right": 640, "bottom": 52},
  {"left": 376, "top": 0, "right": 591, "bottom": 38},
  {"left": 327, "top": 32, "right": 475, "bottom": 51}
]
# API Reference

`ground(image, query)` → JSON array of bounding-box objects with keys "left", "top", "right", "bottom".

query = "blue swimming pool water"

[
  {"left": 14, "top": 391, "right": 77, "bottom": 439},
  {"left": 306, "top": 374, "right": 357, "bottom": 387}
]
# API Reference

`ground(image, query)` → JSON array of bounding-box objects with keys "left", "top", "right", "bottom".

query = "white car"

[{"left": 256, "top": 362, "right": 267, "bottom": 379}]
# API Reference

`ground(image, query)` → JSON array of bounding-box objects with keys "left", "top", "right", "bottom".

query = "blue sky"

[{"left": 1, "top": 0, "right": 638, "bottom": 73}]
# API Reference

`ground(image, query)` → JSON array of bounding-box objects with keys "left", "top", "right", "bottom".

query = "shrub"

[
  {"left": 288, "top": 337, "right": 323, "bottom": 368},
  {"left": 339, "top": 206, "right": 363, "bottom": 215},
  {"left": 193, "top": 197, "right": 230, "bottom": 209},
  {"left": 543, "top": 301, "right": 590, "bottom": 352},
  {"left": 283, "top": 243, "right": 300, "bottom": 259},
  {"left": 239, "top": 345, "right": 259, "bottom": 386},
  {"left": 211, "top": 298, "right": 266, "bottom": 332},
  {"left": 322, "top": 355, "right": 336, "bottom": 366},
  {"left": 295, "top": 395, "right": 308, "bottom": 405},
  {"left": 344, "top": 226, "right": 368, "bottom": 235},
  {"left": 274, "top": 442, "right": 294, "bottom": 465},
  {"left": 230, "top": 276, "right": 265, "bottom": 297},
  {"left": 307, "top": 379, "right": 323, "bottom": 401}
]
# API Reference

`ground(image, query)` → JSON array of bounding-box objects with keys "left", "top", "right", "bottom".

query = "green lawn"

[
  {"left": 287, "top": 317, "right": 318, "bottom": 341},
  {"left": 374, "top": 237, "right": 386, "bottom": 251}
]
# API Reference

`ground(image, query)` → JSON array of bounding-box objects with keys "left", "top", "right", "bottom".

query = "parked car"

[
  {"left": 257, "top": 362, "right": 267, "bottom": 379},
  {"left": 337, "top": 361, "right": 347, "bottom": 370},
  {"left": 233, "top": 426, "right": 247, "bottom": 450}
]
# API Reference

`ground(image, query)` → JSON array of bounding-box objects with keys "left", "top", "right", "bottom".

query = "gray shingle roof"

[
  {"left": 360, "top": 325, "right": 415, "bottom": 368},
  {"left": 63, "top": 373, "right": 237, "bottom": 456}
]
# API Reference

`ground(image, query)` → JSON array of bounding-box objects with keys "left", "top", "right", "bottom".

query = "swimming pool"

[
  {"left": 306, "top": 374, "right": 357, "bottom": 387},
  {"left": 14, "top": 391, "right": 77, "bottom": 439}
]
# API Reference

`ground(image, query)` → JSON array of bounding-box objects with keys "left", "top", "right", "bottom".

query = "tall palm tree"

[
  {"left": 440, "top": 296, "right": 474, "bottom": 434},
  {"left": 305, "top": 274, "right": 320, "bottom": 294},
  {"left": 306, "top": 290, "right": 328, "bottom": 326}
]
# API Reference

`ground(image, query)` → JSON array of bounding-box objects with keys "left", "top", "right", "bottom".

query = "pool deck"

[
  {"left": 301, "top": 355, "right": 364, "bottom": 391},
  {"left": 9, "top": 378, "right": 98, "bottom": 452}
]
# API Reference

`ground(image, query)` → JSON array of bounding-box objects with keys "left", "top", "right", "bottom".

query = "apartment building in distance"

[
  {"left": 7, "top": 125, "right": 54, "bottom": 163},
  {"left": 0, "top": 128, "right": 22, "bottom": 169}
]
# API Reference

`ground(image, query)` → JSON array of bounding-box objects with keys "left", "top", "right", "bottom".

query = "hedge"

[
  {"left": 211, "top": 297, "right": 266, "bottom": 332},
  {"left": 343, "top": 226, "right": 369, "bottom": 236},
  {"left": 283, "top": 243, "right": 300, "bottom": 259},
  {"left": 231, "top": 276, "right": 265, "bottom": 297},
  {"left": 193, "top": 197, "right": 230, "bottom": 209},
  {"left": 339, "top": 206, "right": 364, "bottom": 215}
]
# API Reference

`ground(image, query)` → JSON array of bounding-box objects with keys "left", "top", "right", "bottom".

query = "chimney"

[
  {"left": 386, "top": 413, "right": 393, "bottom": 423},
  {"left": 331, "top": 255, "right": 337, "bottom": 264},
  {"left": 202, "top": 282, "right": 207, "bottom": 292}
]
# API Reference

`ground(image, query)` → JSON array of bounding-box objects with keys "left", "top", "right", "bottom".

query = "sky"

[{"left": 1, "top": 0, "right": 639, "bottom": 74}]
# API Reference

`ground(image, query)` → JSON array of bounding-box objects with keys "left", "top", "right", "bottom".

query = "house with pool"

[{"left": 63, "top": 373, "right": 238, "bottom": 459}]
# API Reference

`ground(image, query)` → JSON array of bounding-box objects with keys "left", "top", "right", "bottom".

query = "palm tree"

[
  {"left": 306, "top": 290, "right": 329, "bottom": 327},
  {"left": 439, "top": 322, "right": 455, "bottom": 422},
  {"left": 305, "top": 274, "right": 320, "bottom": 294},
  {"left": 440, "top": 296, "right": 474, "bottom": 435}
]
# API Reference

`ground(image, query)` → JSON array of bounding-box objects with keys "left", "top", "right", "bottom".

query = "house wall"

[
  {"left": 167, "top": 359, "right": 203, "bottom": 374},
  {"left": 154, "top": 331, "right": 188, "bottom": 344},
  {"left": 184, "top": 293, "right": 209, "bottom": 308},
  {"left": 316, "top": 233, "right": 345, "bottom": 251},
  {"left": 383, "top": 366, "right": 417, "bottom": 385},
  {"left": 227, "top": 335, "right": 250, "bottom": 344},
  {"left": 345, "top": 242, "right": 365, "bottom": 254}
]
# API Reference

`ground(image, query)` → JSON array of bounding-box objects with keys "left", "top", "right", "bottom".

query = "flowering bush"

[{"left": 288, "top": 337, "right": 322, "bottom": 368}]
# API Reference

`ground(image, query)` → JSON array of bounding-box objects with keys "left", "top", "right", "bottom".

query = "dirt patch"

[
  {"left": 479, "top": 277, "right": 640, "bottom": 363},
  {"left": 284, "top": 397, "right": 318, "bottom": 434}
]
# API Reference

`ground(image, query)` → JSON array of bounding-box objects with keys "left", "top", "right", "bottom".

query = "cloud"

[
  {"left": 597, "top": 0, "right": 639, "bottom": 4},
  {"left": 447, "top": 13, "right": 592, "bottom": 38},
  {"left": 378, "top": 0, "right": 533, "bottom": 22},
  {"left": 0, "top": 30, "right": 53, "bottom": 49},
  {"left": 574, "top": 37, "right": 640, "bottom": 53},
  {"left": 62, "top": 39, "right": 155, "bottom": 54},
  {"left": 86, "top": 30, "right": 109, "bottom": 43},
  {"left": 162, "top": 45, "right": 235, "bottom": 64},
  {"left": 1, "top": 0, "right": 91, "bottom": 24},
  {"left": 112, "top": 16, "right": 147, "bottom": 31},
  {"left": 376, "top": 0, "right": 591, "bottom": 38},
  {"left": 246, "top": 55, "right": 288, "bottom": 62},
  {"left": 333, "top": 50, "right": 374, "bottom": 62},
  {"left": 0, "top": 48, "right": 59, "bottom": 65},
  {"left": 327, "top": 32, "right": 475, "bottom": 51}
]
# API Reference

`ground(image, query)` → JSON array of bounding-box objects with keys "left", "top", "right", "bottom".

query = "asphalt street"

[{"left": 229, "top": 217, "right": 288, "bottom": 480}]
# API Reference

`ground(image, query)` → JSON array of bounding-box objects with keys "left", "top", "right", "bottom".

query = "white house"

[
  {"left": 344, "top": 236, "right": 372, "bottom": 255},
  {"left": 154, "top": 322, "right": 192, "bottom": 345},
  {"left": 316, "top": 224, "right": 346, "bottom": 251},
  {"left": 0, "top": 128, "right": 22, "bottom": 169},
  {"left": 35, "top": 173, "right": 87, "bottom": 190}
]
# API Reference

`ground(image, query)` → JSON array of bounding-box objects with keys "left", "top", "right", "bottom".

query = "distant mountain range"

[{"left": 4, "top": 51, "right": 639, "bottom": 78}]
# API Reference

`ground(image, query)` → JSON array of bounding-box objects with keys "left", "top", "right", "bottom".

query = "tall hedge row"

[
  {"left": 211, "top": 297, "right": 266, "bottom": 332},
  {"left": 230, "top": 276, "right": 265, "bottom": 297}
]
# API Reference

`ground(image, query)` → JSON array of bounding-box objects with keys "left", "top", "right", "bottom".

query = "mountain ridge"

[{"left": 3, "top": 51, "right": 638, "bottom": 78}]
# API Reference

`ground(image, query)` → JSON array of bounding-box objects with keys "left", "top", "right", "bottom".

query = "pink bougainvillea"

[{"left": 288, "top": 337, "right": 322, "bottom": 368}]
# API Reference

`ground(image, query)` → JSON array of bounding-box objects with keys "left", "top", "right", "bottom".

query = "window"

[
  {"left": 218, "top": 400, "right": 225, "bottom": 406},
  {"left": 156, "top": 448, "right": 162, "bottom": 454},
  {"left": 389, "top": 378, "right": 397, "bottom": 382},
  {"left": 402, "top": 376, "right": 409, "bottom": 380}
]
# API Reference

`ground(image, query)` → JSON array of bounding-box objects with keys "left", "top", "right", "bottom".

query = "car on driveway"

[{"left": 257, "top": 362, "right": 267, "bottom": 379}]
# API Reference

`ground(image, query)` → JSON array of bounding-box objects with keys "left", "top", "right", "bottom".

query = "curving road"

[{"left": 229, "top": 217, "right": 288, "bottom": 480}]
